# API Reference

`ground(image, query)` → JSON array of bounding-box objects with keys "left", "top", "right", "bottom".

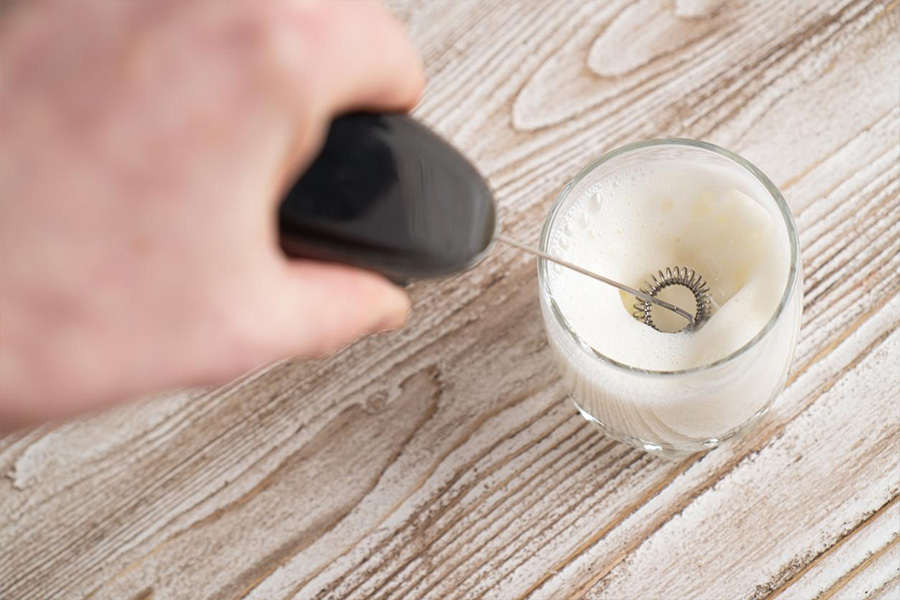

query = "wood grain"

[{"left": 2, "top": 0, "right": 899, "bottom": 598}]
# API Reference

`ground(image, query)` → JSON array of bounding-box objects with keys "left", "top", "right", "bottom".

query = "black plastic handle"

[{"left": 279, "top": 114, "right": 496, "bottom": 282}]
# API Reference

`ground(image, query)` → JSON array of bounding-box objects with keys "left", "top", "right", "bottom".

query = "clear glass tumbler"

[{"left": 538, "top": 140, "right": 803, "bottom": 458}]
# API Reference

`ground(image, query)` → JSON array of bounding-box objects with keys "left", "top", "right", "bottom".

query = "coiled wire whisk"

[
  {"left": 497, "top": 235, "right": 701, "bottom": 330},
  {"left": 633, "top": 267, "right": 712, "bottom": 332}
]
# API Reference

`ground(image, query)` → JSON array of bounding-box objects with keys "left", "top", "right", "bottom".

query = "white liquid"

[
  {"left": 542, "top": 157, "right": 802, "bottom": 451},
  {"left": 548, "top": 160, "right": 790, "bottom": 370}
]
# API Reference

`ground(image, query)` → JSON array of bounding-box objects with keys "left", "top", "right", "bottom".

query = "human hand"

[{"left": 0, "top": 0, "right": 424, "bottom": 426}]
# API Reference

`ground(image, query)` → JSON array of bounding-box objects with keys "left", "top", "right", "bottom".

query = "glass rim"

[{"left": 537, "top": 138, "right": 801, "bottom": 377}]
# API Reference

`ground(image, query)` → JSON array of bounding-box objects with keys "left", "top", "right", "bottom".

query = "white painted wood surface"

[{"left": 2, "top": 1, "right": 898, "bottom": 598}]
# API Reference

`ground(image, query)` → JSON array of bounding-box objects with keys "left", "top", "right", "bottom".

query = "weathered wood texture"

[{"left": 2, "top": 0, "right": 899, "bottom": 598}]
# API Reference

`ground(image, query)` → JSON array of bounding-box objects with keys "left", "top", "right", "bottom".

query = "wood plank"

[
  {"left": 575, "top": 327, "right": 899, "bottom": 599},
  {"left": 1, "top": 0, "right": 897, "bottom": 598},
  {"left": 818, "top": 538, "right": 900, "bottom": 600},
  {"left": 773, "top": 498, "right": 900, "bottom": 599},
  {"left": 481, "top": 295, "right": 900, "bottom": 600}
]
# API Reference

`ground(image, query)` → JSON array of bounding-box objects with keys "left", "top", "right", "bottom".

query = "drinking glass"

[{"left": 537, "top": 140, "right": 803, "bottom": 458}]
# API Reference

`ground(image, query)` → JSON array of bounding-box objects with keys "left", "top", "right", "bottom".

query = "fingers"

[
  {"left": 270, "top": 0, "right": 425, "bottom": 116},
  {"left": 247, "top": 0, "right": 426, "bottom": 205},
  {"left": 266, "top": 260, "right": 410, "bottom": 359},
  {"left": 255, "top": 0, "right": 421, "bottom": 353},
  {"left": 217, "top": 1, "right": 421, "bottom": 360}
]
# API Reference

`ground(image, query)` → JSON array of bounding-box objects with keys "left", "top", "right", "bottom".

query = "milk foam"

[{"left": 547, "top": 159, "right": 791, "bottom": 371}]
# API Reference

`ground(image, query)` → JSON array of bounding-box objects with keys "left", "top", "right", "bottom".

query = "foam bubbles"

[{"left": 548, "top": 159, "right": 791, "bottom": 371}]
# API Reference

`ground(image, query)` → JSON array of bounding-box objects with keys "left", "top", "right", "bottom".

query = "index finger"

[{"left": 275, "top": 0, "right": 425, "bottom": 116}]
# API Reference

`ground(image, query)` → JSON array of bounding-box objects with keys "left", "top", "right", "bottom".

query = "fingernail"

[{"left": 374, "top": 288, "right": 410, "bottom": 332}]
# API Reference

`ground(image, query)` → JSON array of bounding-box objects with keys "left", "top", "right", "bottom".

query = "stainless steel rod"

[{"left": 496, "top": 235, "right": 695, "bottom": 330}]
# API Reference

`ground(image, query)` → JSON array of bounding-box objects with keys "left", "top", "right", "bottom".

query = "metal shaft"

[{"left": 496, "top": 235, "right": 696, "bottom": 330}]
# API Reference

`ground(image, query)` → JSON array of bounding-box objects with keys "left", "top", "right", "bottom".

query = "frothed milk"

[{"left": 539, "top": 143, "right": 802, "bottom": 454}]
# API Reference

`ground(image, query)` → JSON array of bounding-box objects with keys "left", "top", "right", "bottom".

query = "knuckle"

[{"left": 223, "top": 2, "right": 309, "bottom": 78}]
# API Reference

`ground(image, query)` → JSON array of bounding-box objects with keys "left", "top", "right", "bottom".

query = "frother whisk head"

[
  {"left": 497, "top": 235, "right": 703, "bottom": 331},
  {"left": 633, "top": 266, "right": 712, "bottom": 333}
]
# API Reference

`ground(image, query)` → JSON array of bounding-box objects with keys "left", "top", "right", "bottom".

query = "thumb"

[{"left": 266, "top": 260, "right": 410, "bottom": 359}]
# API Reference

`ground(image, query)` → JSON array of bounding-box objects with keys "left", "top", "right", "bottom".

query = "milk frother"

[{"left": 279, "top": 113, "right": 704, "bottom": 331}]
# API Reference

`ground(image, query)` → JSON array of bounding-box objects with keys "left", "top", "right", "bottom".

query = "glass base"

[{"left": 572, "top": 399, "right": 771, "bottom": 460}]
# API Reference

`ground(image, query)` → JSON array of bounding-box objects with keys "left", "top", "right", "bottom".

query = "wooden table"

[{"left": 2, "top": 1, "right": 898, "bottom": 598}]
